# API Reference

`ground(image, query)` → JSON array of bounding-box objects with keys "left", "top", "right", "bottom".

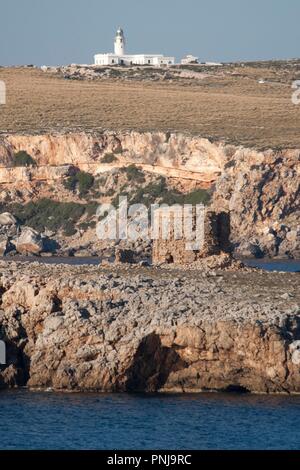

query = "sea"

[
  {"left": 0, "top": 257, "right": 299, "bottom": 450},
  {"left": 0, "top": 390, "right": 299, "bottom": 450}
]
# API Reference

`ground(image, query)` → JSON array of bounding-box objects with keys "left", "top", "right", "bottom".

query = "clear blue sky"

[{"left": 1, "top": 0, "right": 300, "bottom": 65}]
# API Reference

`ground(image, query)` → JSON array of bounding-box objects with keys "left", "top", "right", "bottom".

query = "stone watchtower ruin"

[{"left": 152, "top": 205, "right": 230, "bottom": 265}]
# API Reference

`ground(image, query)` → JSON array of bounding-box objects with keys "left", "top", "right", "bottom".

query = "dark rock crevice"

[{"left": 124, "top": 333, "right": 188, "bottom": 392}]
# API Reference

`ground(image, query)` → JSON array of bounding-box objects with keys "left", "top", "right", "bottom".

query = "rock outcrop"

[
  {"left": 0, "top": 131, "right": 299, "bottom": 257},
  {"left": 0, "top": 131, "right": 223, "bottom": 184},
  {"left": 212, "top": 148, "right": 300, "bottom": 258},
  {"left": 16, "top": 227, "right": 43, "bottom": 255},
  {"left": 41, "top": 64, "right": 210, "bottom": 83},
  {"left": 0, "top": 261, "right": 299, "bottom": 393}
]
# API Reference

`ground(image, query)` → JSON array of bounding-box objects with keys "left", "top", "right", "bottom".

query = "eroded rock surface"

[
  {"left": 16, "top": 227, "right": 43, "bottom": 255},
  {"left": 212, "top": 148, "right": 300, "bottom": 258},
  {"left": 0, "top": 261, "right": 299, "bottom": 393},
  {"left": 0, "top": 131, "right": 299, "bottom": 258}
]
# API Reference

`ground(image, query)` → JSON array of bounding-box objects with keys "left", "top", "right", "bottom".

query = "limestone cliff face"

[
  {"left": 0, "top": 131, "right": 224, "bottom": 183},
  {"left": 0, "top": 131, "right": 299, "bottom": 257},
  {"left": 0, "top": 165, "right": 70, "bottom": 185},
  {"left": 212, "top": 148, "right": 300, "bottom": 257},
  {"left": 0, "top": 262, "right": 299, "bottom": 393}
]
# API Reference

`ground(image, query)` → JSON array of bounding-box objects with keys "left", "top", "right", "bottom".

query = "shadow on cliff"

[
  {"left": 217, "top": 211, "right": 234, "bottom": 253},
  {"left": 0, "top": 299, "right": 31, "bottom": 389},
  {"left": 0, "top": 333, "right": 30, "bottom": 388},
  {"left": 124, "top": 333, "right": 187, "bottom": 392}
]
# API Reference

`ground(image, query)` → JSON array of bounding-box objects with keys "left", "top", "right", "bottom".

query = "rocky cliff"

[
  {"left": 0, "top": 131, "right": 223, "bottom": 184},
  {"left": 212, "top": 147, "right": 300, "bottom": 258},
  {"left": 0, "top": 261, "right": 299, "bottom": 393},
  {"left": 0, "top": 131, "right": 299, "bottom": 257}
]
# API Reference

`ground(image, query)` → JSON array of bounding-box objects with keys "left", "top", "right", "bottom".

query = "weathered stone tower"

[
  {"left": 152, "top": 206, "right": 230, "bottom": 265},
  {"left": 114, "top": 27, "right": 126, "bottom": 56}
]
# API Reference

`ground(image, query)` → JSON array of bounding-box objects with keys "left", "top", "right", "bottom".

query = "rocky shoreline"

[{"left": 0, "top": 260, "right": 299, "bottom": 394}]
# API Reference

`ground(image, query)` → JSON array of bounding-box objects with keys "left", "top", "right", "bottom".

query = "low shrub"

[
  {"left": 78, "top": 221, "right": 96, "bottom": 231},
  {"left": 85, "top": 201, "right": 99, "bottom": 217},
  {"left": 63, "top": 221, "right": 77, "bottom": 237},
  {"left": 102, "top": 153, "right": 117, "bottom": 164},
  {"left": 63, "top": 174, "right": 77, "bottom": 192},
  {"left": 63, "top": 171, "right": 94, "bottom": 196},
  {"left": 129, "top": 177, "right": 168, "bottom": 206},
  {"left": 77, "top": 171, "right": 94, "bottom": 196},
  {"left": 183, "top": 189, "right": 211, "bottom": 205},
  {"left": 10, "top": 198, "right": 86, "bottom": 234},
  {"left": 123, "top": 165, "right": 146, "bottom": 183},
  {"left": 12, "top": 151, "right": 36, "bottom": 167},
  {"left": 128, "top": 180, "right": 211, "bottom": 207}
]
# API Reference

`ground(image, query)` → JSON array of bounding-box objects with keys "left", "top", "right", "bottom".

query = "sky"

[{"left": 0, "top": 0, "right": 300, "bottom": 66}]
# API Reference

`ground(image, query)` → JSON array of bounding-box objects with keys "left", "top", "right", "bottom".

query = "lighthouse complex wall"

[{"left": 94, "top": 54, "right": 175, "bottom": 66}]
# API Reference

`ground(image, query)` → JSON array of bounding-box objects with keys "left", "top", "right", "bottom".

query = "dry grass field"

[{"left": 0, "top": 62, "right": 300, "bottom": 148}]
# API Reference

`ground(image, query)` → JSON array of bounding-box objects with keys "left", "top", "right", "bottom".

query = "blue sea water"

[
  {"left": 0, "top": 391, "right": 299, "bottom": 450},
  {"left": 243, "top": 258, "right": 300, "bottom": 272},
  {"left": 2, "top": 256, "right": 300, "bottom": 272}
]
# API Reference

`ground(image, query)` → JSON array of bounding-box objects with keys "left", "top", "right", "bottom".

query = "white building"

[
  {"left": 181, "top": 54, "right": 199, "bottom": 65},
  {"left": 94, "top": 28, "right": 175, "bottom": 66}
]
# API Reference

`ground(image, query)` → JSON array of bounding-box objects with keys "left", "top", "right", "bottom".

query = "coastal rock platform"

[{"left": 0, "top": 260, "right": 299, "bottom": 394}]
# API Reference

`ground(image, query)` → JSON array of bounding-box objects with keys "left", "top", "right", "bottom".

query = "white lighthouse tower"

[
  {"left": 94, "top": 28, "right": 175, "bottom": 66},
  {"left": 114, "top": 27, "right": 125, "bottom": 56}
]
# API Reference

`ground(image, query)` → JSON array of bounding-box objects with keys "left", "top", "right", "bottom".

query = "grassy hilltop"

[{"left": 0, "top": 60, "right": 300, "bottom": 148}]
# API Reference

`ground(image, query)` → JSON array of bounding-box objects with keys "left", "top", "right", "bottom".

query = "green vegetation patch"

[
  {"left": 183, "top": 189, "right": 211, "bottom": 205},
  {"left": 113, "top": 176, "right": 211, "bottom": 208},
  {"left": 122, "top": 164, "right": 146, "bottom": 183},
  {"left": 63, "top": 171, "right": 94, "bottom": 196},
  {"left": 102, "top": 153, "right": 117, "bottom": 164},
  {"left": 12, "top": 151, "right": 36, "bottom": 167},
  {"left": 78, "top": 221, "right": 97, "bottom": 231},
  {"left": 9, "top": 198, "right": 87, "bottom": 235}
]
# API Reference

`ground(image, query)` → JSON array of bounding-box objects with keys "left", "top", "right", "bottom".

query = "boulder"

[
  {"left": 16, "top": 227, "right": 43, "bottom": 255},
  {"left": 236, "top": 240, "right": 265, "bottom": 259},
  {"left": 0, "top": 212, "right": 16, "bottom": 226}
]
